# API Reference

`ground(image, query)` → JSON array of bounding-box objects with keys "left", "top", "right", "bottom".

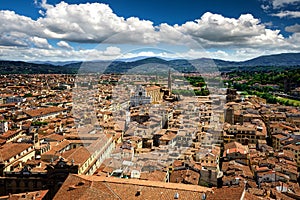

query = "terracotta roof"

[
  {"left": 206, "top": 185, "right": 245, "bottom": 200},
  {"left": 61, "top": 146, "right": 91, "bottom": 166},
  {"left": 224, "top": 141, "right": 249, "bottom": 156},
  {"left": 43, "top": 140, "right": 71, "bottom": 156},
  {"left": 24, "top": 106, "right": 64, "bottom": 117},
  {"left": 170, "top": 169, "right": 200, "bottom": 185},
  {"left": 0, "top": 142, "right": 32, "bottom": 162},
  {"left": 243, "top": 191, "right": 263, "bottom": 200},
  {"left": 160, "top": 132, "right": 176, "bottom": 141},
  {"left": 0, "top": 129, "right": 22, "bottom": 139},
  {"left": 0, "top": 190, "right": 48, "bottom": 200},
  {"left": 54, "top": 174, "right": 211, "bottom": 200},
  {"left": 145, "top": 85, "right": 160, "bottom": 91},
  {"left": 173, "top": 160, "right": 184, "bottom": 168},
  {"left": 0, "top": 139, "right": 6, "bottom": 145},
  {"left": 284, "top": 143, "right": 300, "bottom": 151},
  {"left": 140, "top": 170, "right": 167, "bottom": 182},
  {"left": 272, "top": 134, "right": 287, "bottom": 139}
]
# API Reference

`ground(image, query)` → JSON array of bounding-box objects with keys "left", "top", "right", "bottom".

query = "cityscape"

[{"left": 0, "top": 0, "right": 300, "bottom": 200}]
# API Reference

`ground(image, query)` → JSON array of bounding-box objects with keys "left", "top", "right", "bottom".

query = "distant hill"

[
  {"left": 240, "top": 53, "right": 300, "bottom": 66},
  {"left": 0, "top": 60, "right": 79, "bottom": 74},
  {"left": 31, "top": 61, "right": 80, "bottom": 66},
  {"left": 0, "top": 52, "right": 299, "bottom": 74}
]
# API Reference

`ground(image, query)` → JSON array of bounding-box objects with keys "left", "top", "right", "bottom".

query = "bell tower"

[
  {"left": 31, "top": 128, "right": 41, "bottom": 159},
  {"left": 168, "top": 69, "right": 172, "bottom": 95}
]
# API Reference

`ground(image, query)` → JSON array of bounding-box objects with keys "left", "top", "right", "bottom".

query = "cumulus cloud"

[
  {"left": 0, "top": 2, "right": 292, "bottom": 48},
  {"left": 103, "top": 46, "right": 121, "bottom": 56},
  {"left": 173, "top": 12, "right": 287, "bottom": 50},
  {"left": 285, "top": 24, "right": 300, "bottom": 32},
  {"left": 34, "top": 2, "right": 287, "bottom": 48},
  {"left": 28, "top": 36, "right": 52, "bottom": 49},
  {"left": 57, "top": 41, "right": 73, "bottom": 50},
  {"left": 287, "top": 33, "right": 300, "bottom": 48},
  {"left": 0, "top": 10, "right": 52, "bottom": 49},
  {"left": 0, "top": 33, "right": 51, "bottom": 49},
  {"left": 271, "top": 10, "right": 300, "bottom": 18},
  {"left": 261, "top": 1, "right": 300, "bottom": 19},
  {"left": 0, "top": 33, "right": 29, "bottom": 47},
  {"left": 271, "top": 0, "right": 300, "bottom": 8},
  {"left": 0, "top": 45, "right": 123, "bottom": 61},
  {"left": 177, "top": 12, "right": 265, "bottom": 42},
  {"left": 38, "top": 2, "right": 158, "bottom": 44},
  {"left": 0, "top": 1, "right": 299, "bottom": 61},
  {"left": 0, "top": 10, "right": 42, "bottom": 36}
]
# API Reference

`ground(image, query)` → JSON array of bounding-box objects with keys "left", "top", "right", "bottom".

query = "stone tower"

[{"left": 168, "top": 69, "right": 172, "bottom": 95}]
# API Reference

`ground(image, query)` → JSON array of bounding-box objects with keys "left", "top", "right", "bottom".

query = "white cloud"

[
  {"left": 0, "top": 10, "right": 42, "bottom": 36},
  {"left": 0, "top": 45, "right": 123, "bottom": 61},
  {"left": 34, "top": 2, "right": 287, "bottom": 49},
  {"left": 271, "top": 0, "right": 300, "bottom": 8},
  {"left": 172, "top": 12, "right": 287, "bottom": 50},
  {"left": 28, "top": 36, "right": 52, "bottom": 49},
  {"left": 0, "top": 33, "right": 29, "bottom": 47},
  {"left": 285, "top": 24, "right": 300, "bottom": 32},
  {"left": 0, "top": 10, "right": 52, "bottom": 49},
  {"left": 57, "top": 41, "right": 73, "bottom": 50},
  {"left": 37, "top": 2, "right": 157, "bottom": 44},
  {"left": 177, "top": 12, "right": 265, "bottom": 43},
  {"left": 103, "top": 46, "right": 121, "bottom": 56},
  {"left": 0, "top": 1, "right": 299, "bottom": 61},
  {"left": 287, "top": 33, "right": 300, "bottom": 48},
  {"left": 271, "top": 10, "right": 300, "bottom": 18},
  {"left": 261, "top": 4, "right": 271, "bottom": 11}
]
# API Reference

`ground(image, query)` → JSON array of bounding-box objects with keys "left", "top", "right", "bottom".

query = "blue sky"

[{"left": 0, "top": 0, "right": 299, "bottom": 61}]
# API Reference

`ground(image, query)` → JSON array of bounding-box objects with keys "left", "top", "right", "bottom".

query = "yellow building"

[
  {"left": 0, "top": 143, "right": 35, "bottom": 172},
  {"left": 145, "top": 85, "right": 162, "bottom": 103}
]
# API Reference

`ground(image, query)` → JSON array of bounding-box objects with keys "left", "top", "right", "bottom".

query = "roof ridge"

[
  {"left": 78, "top": 174, "right": 211, "bottom": 192},
  {"left": 102, "top": 182, "right": 122, "bottom": 200}
]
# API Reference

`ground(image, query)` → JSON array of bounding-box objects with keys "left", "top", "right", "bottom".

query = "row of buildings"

[{"left": 0, "top": 73, "right": 299, "bottom": 199}]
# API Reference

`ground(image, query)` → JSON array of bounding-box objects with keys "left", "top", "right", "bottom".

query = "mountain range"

[{"left": 0, "top": 52, "right": 299, "bottom": 74}]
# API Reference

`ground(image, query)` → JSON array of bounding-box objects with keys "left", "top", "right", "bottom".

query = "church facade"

[
  {"left": 130, "top": 85, "right": 151, "bottom": 107},
  {"left": 130, "top": 85, "right": 163, "bottom": 107}
]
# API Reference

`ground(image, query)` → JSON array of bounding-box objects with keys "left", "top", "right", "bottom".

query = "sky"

[{"left": 0, "top": 0, "right": 300, "bottom": 61}]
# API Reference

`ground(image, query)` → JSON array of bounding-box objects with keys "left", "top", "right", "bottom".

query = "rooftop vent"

[
  {"left": 174, "top": 192, "right": 179, "bottom": 199},
  {"left": 77, "top": 181, "right": 85, "bottom": 186},
  {"left": 135, "top": 190, "right": 141, "bottom": 196},
  {"left": 68, "top": 185, "right": 77, "bottom": 191}
]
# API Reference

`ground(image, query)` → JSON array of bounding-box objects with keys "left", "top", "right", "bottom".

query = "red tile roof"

[
  {"left": 0, "top": 142, "right": 32, "bottom": 162},
  {"left": 206, "top": 185, "right": 245, "bottom": 200},
  {"left": 24, "top": 106, "right": 64, "bottom": 117},
  {"left": 54, "top": 174, "right": 211, "bottom": 200}
]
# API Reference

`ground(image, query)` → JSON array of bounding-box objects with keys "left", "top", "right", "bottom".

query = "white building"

[
  {"left": 130, "top": 85, "right": 151, "bottom": 107},
  {"left": 6, "top": 96, "right": 26, "bottom": 104},
  {"left": 0, "top": 121, "right": 8, "bottom": 133}
]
